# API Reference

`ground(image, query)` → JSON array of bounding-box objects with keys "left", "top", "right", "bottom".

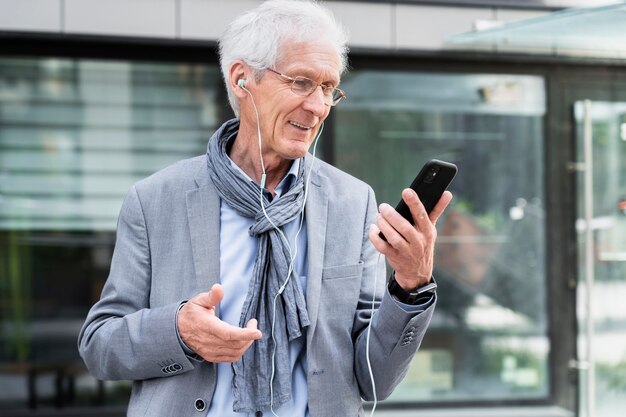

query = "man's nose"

[{"left": 302, "top": 86, "right": 328, "bottom": 117}]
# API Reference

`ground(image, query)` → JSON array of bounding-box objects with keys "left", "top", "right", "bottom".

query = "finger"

[
  {"left": 211, "top": 353, "right": 250, "bottom": 363},
  {"left": 375, "top": 209, "right": 406, "bottom": 247},
  {"left": 401, "top": 188, "right": 430, "bottom": 231},
  {"left": 210, "top": 317, "right": 262, "bottom": 342},
  {"left": 244, "top": 319, "right": 263, "bottom": 340},
  {"left": 429, "top": 191, "right": 453, "bottom": 224},
  {"left": 191, "top": 283, "right": 224, "bottom": 310},
  {"left": 378, "top": 203, "right": 416, "bottom": 244},
  {"left": 201, "top": 344, "right": 249, "bottom": 363},
  {"left": 207, "top": 355, "right": 236, "bottom": 363},
  {"left": 369, "top": 223, "right": 390, "bottom": 253},
  {"left": 246, "top": 318, "right": 260, "bottom": 333}
]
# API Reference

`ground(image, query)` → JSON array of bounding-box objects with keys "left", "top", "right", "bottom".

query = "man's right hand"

[{"left": 177, "top": 283, "right": 262, "bottom": 363}]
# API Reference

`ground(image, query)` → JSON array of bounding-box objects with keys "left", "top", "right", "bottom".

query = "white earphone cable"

[{"left": 366, "top": 252, "right": 383, "bottom": 417}]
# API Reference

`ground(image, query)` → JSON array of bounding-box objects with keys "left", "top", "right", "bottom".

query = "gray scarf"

[{"left": 206, "top": 119, "right": 310, "bottom": 413}]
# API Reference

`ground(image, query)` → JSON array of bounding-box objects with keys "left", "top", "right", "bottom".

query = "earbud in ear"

[{"left": 238, "top": 79, "right": 247, "bottom": 88}]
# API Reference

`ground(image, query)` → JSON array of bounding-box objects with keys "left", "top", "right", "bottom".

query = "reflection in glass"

[
  {"left": 0, "top": 57, "right": 220, "bottom": 410},
  {"left": 335, "top": 71, "right": 548, "bottom": 402}
]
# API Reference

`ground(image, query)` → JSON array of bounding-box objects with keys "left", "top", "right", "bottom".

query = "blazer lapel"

[
  {"left": 304, "top": 155, "right": 328, "bottom": 344},
  {"left": 186, "top": 158, "right": 221, "bottom": 290}
]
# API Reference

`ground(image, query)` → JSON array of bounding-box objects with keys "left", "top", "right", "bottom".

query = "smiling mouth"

[{"left": 289, "top": 120, "right": 312, "bottom": 130}]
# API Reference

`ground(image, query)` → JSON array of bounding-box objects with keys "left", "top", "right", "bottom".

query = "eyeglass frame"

[{"left": 265, "top": 68, "right": 346, "bottom": 106}]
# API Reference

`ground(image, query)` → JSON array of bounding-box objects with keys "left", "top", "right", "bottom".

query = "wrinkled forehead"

[{"left": 275, "top": 40, "right": 343, "bottom": 84}]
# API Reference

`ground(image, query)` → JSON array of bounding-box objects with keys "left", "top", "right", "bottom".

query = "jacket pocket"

[{"left": 322, "top": 260, "right": 364, "bottom": 280}]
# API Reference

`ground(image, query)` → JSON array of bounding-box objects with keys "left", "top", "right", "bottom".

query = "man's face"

[{"left": 242, "top": 40, "right": 341, "bottom": 161}]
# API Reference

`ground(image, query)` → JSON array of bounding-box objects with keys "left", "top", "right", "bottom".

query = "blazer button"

[
  {"left": 255, "top": 411, "right": 263, "bottom": 417},
  {"left": 194, "top": 398, "right": 206, "bottom": 411}
]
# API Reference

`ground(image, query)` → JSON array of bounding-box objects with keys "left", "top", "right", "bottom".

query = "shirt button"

[
  {"left": 255, "top": 411, "right": 263, "bottom": 417},
  {"left": 194, "top": 398, "right": 206, "bottom": 411}
]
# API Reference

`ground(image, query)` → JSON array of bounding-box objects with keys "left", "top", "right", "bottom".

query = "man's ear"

[{"left": 229, "top": 61, "right": 249, "bottom": 99}]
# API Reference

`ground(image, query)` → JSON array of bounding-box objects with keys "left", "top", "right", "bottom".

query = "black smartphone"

[{"left": 380, "top": 159, "right": 457, "bottom": 241}]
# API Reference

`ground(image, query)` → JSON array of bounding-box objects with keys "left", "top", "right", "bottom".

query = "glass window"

[
  {"left": 334, "top": 70, "right": 548, "bottom": 402},
  {"left": 0, "top": 57, "right": 221, "bottom": 410}
]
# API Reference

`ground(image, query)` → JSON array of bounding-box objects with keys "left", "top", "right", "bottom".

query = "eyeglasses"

[{"left": 266, "top": 68, "right": 346, "bottom": 106}]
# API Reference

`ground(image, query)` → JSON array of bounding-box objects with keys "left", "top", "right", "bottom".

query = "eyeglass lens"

[{"left": 291, "top": 76, "right": 343, "bottom": 105}]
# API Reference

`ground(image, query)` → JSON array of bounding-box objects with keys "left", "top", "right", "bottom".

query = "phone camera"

[{"left": 424, "top": 167, "right": 440, "bottom": 184}]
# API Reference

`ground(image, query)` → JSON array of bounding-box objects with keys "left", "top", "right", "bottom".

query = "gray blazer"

[{"left": 78, "top": 153, "right": 435, "bottom": 417}]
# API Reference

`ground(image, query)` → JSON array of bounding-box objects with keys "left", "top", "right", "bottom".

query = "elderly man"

[{"left": 78, "top": 1, "right": 452, "bottom": 416}]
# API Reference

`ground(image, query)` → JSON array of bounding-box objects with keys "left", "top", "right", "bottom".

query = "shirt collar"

[{"left": 275, "top": 158, "right": 300, "bottom": 197}]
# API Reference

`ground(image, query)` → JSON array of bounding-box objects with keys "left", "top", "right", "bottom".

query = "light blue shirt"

[{"left": 210, "top": 158, "right": 309, "bottom": 417}]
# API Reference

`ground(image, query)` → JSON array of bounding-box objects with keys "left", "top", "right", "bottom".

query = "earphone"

[{"left": 238, "top": 78, "right": 247, "bottom": 88}]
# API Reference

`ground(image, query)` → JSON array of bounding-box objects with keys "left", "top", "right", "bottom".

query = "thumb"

[{"left": 192, "top": 283, "right": 224, "bottom": 310}]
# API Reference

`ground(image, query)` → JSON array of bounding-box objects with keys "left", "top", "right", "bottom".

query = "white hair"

[{"left": 218, "top": 0, "right": 349, "bottom": 117}]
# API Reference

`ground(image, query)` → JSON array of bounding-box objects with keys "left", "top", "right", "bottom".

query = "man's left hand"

[{"left": 369, "top": 189, "right": 453, "bottom": 292}]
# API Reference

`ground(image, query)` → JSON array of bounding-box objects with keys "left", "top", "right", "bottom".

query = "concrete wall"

[{"left": 0, "top": 0, "right": 547, "bottom": 51}]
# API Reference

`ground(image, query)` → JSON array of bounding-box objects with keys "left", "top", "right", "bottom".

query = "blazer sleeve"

[
  {"left": 77, "top": 185, "right": 195, "bottom": 381},
  {"left": 352, "top": 186, "right": 437, "bottom": 401}
]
